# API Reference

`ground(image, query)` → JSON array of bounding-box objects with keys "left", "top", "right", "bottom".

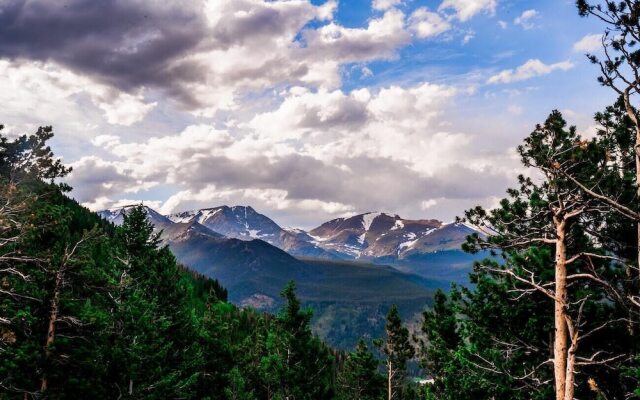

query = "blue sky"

[{"left": 0, "top": 0, "right": 619, "bottom": 228}]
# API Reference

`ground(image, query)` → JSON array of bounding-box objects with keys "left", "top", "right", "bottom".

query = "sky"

[{"left": 0, "top": 0, "right": 618, "bottom": 228}]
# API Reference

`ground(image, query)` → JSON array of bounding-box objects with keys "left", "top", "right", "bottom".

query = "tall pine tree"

[{"left": 380, "top": 305, "right": 414, "bottom": 400}]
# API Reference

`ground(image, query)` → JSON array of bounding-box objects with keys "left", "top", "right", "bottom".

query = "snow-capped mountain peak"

[
  {"left": 168, "top": 205, "right": 279, "bottom": 240},
  {"left": 98, "top": 204, "right": 479, "bottom": 263},
  {"left": 98, "top": 204, "right": 171, "bottom": 227},
  {"left": 307, "top": 212, "right": 476, "bottom": 259}
]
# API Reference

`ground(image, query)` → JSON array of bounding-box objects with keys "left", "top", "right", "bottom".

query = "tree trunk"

[
  {"left": 564, "top": 319, "right": 578, "bottom": 400},
  {"left": 40, "top": 268, "right": 63, "bottom": 393},
  {"left": 622, "top": 90, "right": 640, "bottom": 286},
  {"left": 387, "top": 359, "right": 393, "bottom": 400},
  {"left": 554, "top": 218, "right": 569, "bottom": 400}
]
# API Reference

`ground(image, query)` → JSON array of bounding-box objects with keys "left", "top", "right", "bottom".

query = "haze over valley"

[{"left": 99, "top": 204, "right": 484, "bottom": 347}]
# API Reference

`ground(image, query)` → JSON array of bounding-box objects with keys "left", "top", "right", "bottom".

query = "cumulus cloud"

[
  {"left": 160, "top": 186, "right": 355, "bottom": 217},
  {"left": 372, "top": 0, "right": 402, "bottom": 11},
  {"left": 97, "top": 93, "right": 157, "bottom": 126},
  {"left": 573, "top": 33, "right": 602, "bottom": 52},
  {"left": 69, "top": 80, "right": 513, "bottom": 226},
  {"left": 1, "top": 0, "right": 498, "bottom": 122},
  {"left": 513, "top": 9, "right": 539, "bottom": 30},
  {"left": 408, "top": 8, "right": 451, "bottom": 39},
  {"left": 438, "top": 0, "right": 496, "bottom": 22},
  {"left": 67, "top": 156, "right": 140, "bottom": 203},
  {"left": 487, "top": 59, "right": 574, "bottom": 84},
  {"left": 0, "top": 0, "right": 416, "bottom": 118},
  {"left": 0, "top": 59, "right": 155, "bottom": 126},
  {"left": 301, "top": 9, "right": 411, "bottom": 67},
  {"left": 0, "top": 0, "right": 208, "bottom": 106}
]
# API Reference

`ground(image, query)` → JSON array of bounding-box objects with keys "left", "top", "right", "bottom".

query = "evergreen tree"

[
  {"left": 0, "top": 126, "right": 118, "bottom": 398},
  {"left": 224, "top": 367, "right": 254, "bottom": 400},
  {"left": 379, "top": 305, "right": 414, "bottom": 400},
  {"left": 272, "top": 281, "right": 335, "bottom": 400},
  {"left": 108, "top": 205, "right": 202, "bottom": 398},
  {"left": 337, "top": 339, "right": 385, "bottom": 400},
  {"left": 421, "top": 108, "right": 638, "bottom": 400}
]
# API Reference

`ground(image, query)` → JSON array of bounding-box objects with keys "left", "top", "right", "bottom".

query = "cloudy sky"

[{"left": 0, "top": 0, "right": 616, "bottom": 228}]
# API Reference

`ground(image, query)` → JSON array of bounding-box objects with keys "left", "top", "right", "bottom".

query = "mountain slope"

[
  {"left": 169, "top": 230, "right": 434, "bottom": 348},
  {"left": 103, "top": 206, "right": 484, "bottom": 284},
  {"left": 308, "top": 212, "right": 480, "bottom": 259},
  {"left": 99, "top": 204, "right": 224, "bottom": 242},
  {"left": 168, "top": 206, "right": 339, "bottom": 259},
  {"left": 99, "top": 205, "right": 436, "bottom": 348}
]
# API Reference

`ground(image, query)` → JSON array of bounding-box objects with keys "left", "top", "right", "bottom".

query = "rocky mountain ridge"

[{"left": 100, "top": 205, "right": 481, "bottom": 263}]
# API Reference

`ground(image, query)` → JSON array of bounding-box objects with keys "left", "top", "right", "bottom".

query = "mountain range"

[
  {"left": 99, "top": 204, "right": 483, "bottom": 348},
  {"left": 306, "top": 211, "right": 479, "bottom": 260}
]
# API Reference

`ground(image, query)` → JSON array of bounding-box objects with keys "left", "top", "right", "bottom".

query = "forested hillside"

[{"left": 0, "top": 127, "right": 424, "bottom": 399}]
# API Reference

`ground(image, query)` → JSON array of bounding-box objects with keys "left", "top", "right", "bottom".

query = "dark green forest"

[{"left": 2, "top": 1, "right": 640, "bottom": 399}]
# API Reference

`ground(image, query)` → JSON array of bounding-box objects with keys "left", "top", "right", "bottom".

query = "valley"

[{"left": 99, "top": 205, "right": 483, "bottom": 348}]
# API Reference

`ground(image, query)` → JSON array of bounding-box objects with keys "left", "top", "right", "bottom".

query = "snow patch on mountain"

[
  {"left": 199, "top": 208, "right": 221, "bottom": 222},
  {"left": 390, "top": 219, "right": 404, "bottom": 230},
  {"left": 398, "top": 232, "right": 417, "bottom": 250},
  {"left": 246, "top": 229, "right": 260, "bottom": 238},
  {"left": 362, "top": 212, "right": 381, "bottom": 231}
]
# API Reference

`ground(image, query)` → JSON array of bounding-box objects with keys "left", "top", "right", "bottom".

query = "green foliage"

[
  {"left": 0, "top": 125, "right": 71, "bottom": 189},
  {"left": 425, "top": 105, "right": 640, "bottom": 399},
  {"left": 377, "top": 304, "right": 415, "bottom": 400},
  {"left": 337, "top": 339, "right": 385, "bottom": 400}
]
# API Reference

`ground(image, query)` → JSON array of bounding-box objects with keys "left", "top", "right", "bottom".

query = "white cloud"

[
  {"left": 302, "top": 9, "right": 411, "bottom": 67},
  {"left": 83, "top": 197, "right": 163, "bottom": 212},
  {"left": 372, "top": 0, "right": 402, "bottom": 11},
  {"left": 317, "top": 0, "right": 339, "bottom": 20},
  {"left": 185, "top": 2, "right": 414, "bottom": 116},
  {"left": 488, "top": 59, "right": 575, "bottom": 84},
  {"left": 421, "top": 199, "right": 438, "bottom": 209},
  {"left": 498, "top": 20, "right": 508, "bottom": 29},
  {"left": 161, "top": 186, "right": 355, "bottom": 217},
  {"left": 68, "top": 80, "right": 514, "bottom": 226},
  {"left": 361, "top": 66, "right": 374, "bottom": 78},
  {"left": 0, "top": 60, "right": 155, "bottom": 127},
  {"left": 507, "top": 104, "right": 523, "bottom": 115},
  {"left": 573, "top": 33, "right": 602, "bottom": 52},
  {"left": 408, "top": 8, "right": 451, "bottom": 39},
  {"left": 97, "top": 93, "right": 157, "bottom": 126},
  {"left": 462, "top": 31, "right": 475, "bottom": 44},
  {"left": 438, "top": 0, "right": 497, "bottom": 22},
  {"left": 92, "top": 135, "right": 121, "bottom": 149},
  {"left": 514, "top": 9, "right": 539, "bottom": 30}
]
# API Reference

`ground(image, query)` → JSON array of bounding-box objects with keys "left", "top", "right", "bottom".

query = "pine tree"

[
  {"left": 337, "top": 339, "right": 384, "bottom": 400},
  {"left": 224, "top": 367, "right": 254, "bottom": 400},
  {"left": 415, "top": 107, "right": 638, "bottom": 399},
  {"left": 0, "top": 126, "right": 118, "bottom": 397},
  {"left": 380, "top": 305, "right": 414, "bottom": 400},
  {"left": 256, "top": 281, "right": 335, "bottom": 400},
  {"left": 109, "top": 205, "right": 201, "bottom": 398}
]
